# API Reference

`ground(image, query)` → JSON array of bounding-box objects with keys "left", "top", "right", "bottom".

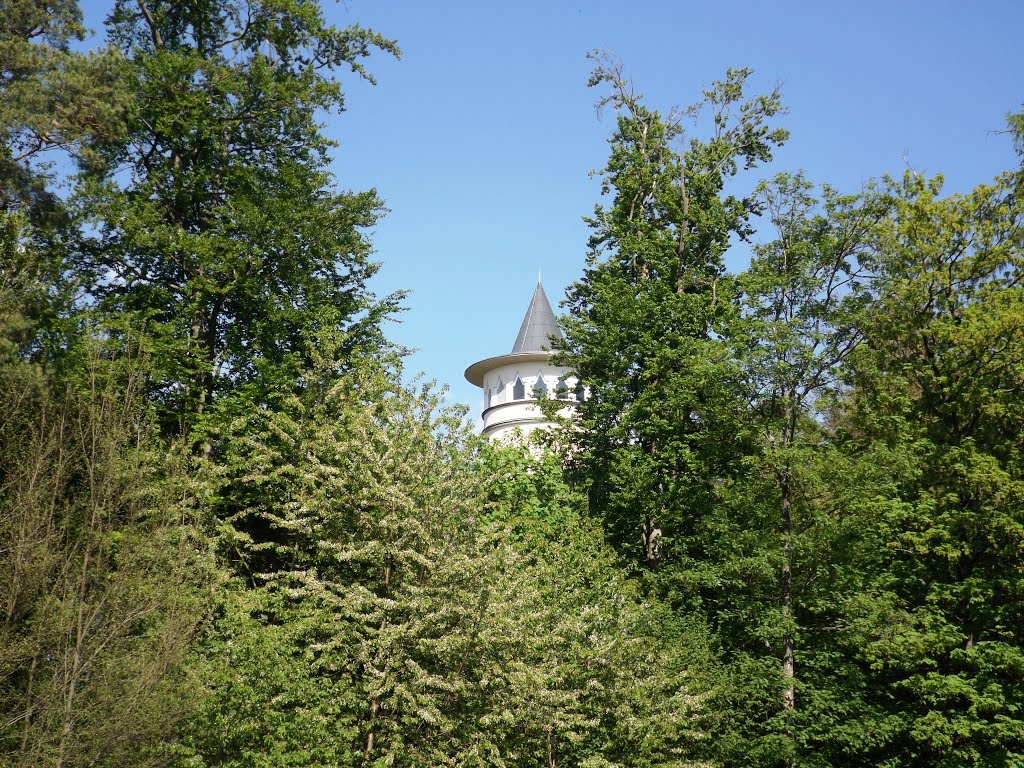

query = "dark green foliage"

[
  {"left": 560, "top": 52, "right": 786, "bottom": 582},
  {"left": 76, "top": 0, "right": 402, "bottom": 432},
  {"left": 1, "top": 0, "right": 128, "bottom": 207},
  {"left": 559, "top": 57, "right": 1024, "bottom": 768}
]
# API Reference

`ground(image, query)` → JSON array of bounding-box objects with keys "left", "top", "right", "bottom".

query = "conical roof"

[{"left": 511, "top": 280, "right": 563, "bottom": 353}]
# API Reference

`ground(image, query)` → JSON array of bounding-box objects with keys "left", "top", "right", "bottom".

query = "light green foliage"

[
  {"left": 833, "top": 168, "right": 1024, "bottom": 765},
  {"left": 178, "top": 382, "right": 711, "bottom": 766},
  {"left": 478, "top": 444, "right": 713, "bottom": 767},
  {"left": 2, "top": 9, "right": 209, "bottom": 762},
  {"left": 0, "top": 339, "right": 212, "bottom": 767},
  {"left": 177, "top": 369, "right": 486, "bottom": 765}
]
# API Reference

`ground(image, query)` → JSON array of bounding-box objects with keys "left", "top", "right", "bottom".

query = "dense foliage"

[
  {"left": 2, "top": 3, "right": 1022, "bottom": 767},
  {"left": 557, "top": 53, "right": 1024, "bottom": 768}
]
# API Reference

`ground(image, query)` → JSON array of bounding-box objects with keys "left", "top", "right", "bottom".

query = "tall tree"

[
  {"left": 76, "top": 0, "right": 401, "bottom": 435},
  {"left": 736, "top": 173, "right": 887, "bottom": 723},
  {"left": 479, "top": 444, "right": 713, "bottom": 768},
  {"left": 1, "top": 9, "right": 208, "bottom": 765},
  {"left": 559, "top": 51, "right": 786, "bottom": 587}
]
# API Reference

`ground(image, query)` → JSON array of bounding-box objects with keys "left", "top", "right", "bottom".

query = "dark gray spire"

[{"left": 511, "top": 280, "right": 563, "bottom": 353}]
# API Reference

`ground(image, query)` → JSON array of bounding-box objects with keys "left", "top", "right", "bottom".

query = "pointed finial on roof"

[{"left": 511, "top": 280, "right": 563, "bottom": 354}]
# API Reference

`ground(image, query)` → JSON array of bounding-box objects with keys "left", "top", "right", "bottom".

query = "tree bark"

[
  {"left": 779, "top": 392, "right": 796, "bottom": 716},
  {"left": 781, "top": 464, "right": 794, "bottom": 713}
]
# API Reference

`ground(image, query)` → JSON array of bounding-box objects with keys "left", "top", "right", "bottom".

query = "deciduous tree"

[{"left": 77, "top": 0, "right": 401, "bottom": 434}]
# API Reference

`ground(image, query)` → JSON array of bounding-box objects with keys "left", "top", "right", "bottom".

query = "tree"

[
  {"left": 174, "top": 367, "right": 713, "bottom": 766},
  {"left": 1, "top": 0, "right": 129, "bottom": 371},
  {"left": 479, "top": 443, "right": 714, "bottom": 768},
  {"left": 76, "top": 0, "right": 401, "bottom": 435},
  {"left": 833, "top": 166, "right": 1024, "bottom": 766},
  {"left": 735, "top": 173, "right": 888, "bottom": 736},
  {"left": 558, "top": 51, "right": 786, "bottom": 592},
  {"left": 0, "top": 339, "right": 211, "bottom": 768},
  {"left": 178, "top": 369, "right": 495, "bottom": 766},
  {"left": 1, "top": 9, "right": 210, "bottom": 764},
  {"left": 1, "top": 0, "right": 127, "bottom": 209}
]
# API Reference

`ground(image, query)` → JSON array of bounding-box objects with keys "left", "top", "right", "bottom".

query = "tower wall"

[{"left": 478, "top": 361, "right": 579, "bottom": 441}]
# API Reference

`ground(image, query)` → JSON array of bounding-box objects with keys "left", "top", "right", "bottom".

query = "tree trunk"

[
  {"left": 643, "top": 513, "right": 662, "bottom": 568},
  {"left": 779, "top": 393, "right": 796, "bottom": 716},
  {"left": 18, "top": 652, "right": 39, "bottom": 757},
  {"left": 364, "top": 697, "right": 379, "bottom": 761},
  {"left": 781, "top": 465, "right": 794, "bottom": 713}
]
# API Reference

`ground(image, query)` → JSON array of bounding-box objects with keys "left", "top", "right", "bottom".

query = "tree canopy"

[{"left": 1, "top": 4, "right": 1023, "bottom": 767}]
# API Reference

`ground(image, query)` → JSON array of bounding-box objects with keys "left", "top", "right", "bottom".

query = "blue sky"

[{"left": 79, "top": 0, "right": 1024, "bottom": 415}]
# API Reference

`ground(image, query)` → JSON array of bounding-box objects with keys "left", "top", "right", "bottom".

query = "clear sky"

[{"left": 78, "top": 0, "right": 1024, "bottom": 417}]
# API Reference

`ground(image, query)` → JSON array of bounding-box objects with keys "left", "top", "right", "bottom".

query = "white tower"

[{"left": 465, "top": 280, "right": 583, "bottom": 442}]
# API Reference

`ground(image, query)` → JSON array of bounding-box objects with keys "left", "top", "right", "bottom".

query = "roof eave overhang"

[{"left": 464, "top": 351, "right": 552, "bottom": 387}]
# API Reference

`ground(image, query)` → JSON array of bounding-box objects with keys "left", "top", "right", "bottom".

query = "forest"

[{"left": 1, "top": 1, "right": 1022, "bottom": 766}]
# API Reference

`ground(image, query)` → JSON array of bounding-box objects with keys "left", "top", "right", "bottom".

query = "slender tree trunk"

[
  {"left": 56, "top": 559, "right": 90, "bottom": 768},
  {"left": 364, "top": 697, "right": 379, "bottom": 761},
  {"left": 675, "top": 161, "right": 690, "bottom": 296},
  {"left": 780, "top": 464, "right": 794, "bottom": 712},
  {"left": 779, "top": 395, "right": 796, "bottom": 768},
  {"left": 643, "top": 442, "right": 664, "bottom": 568},
  {"left": 18, "top": 652, "right": 39, "bottom": 757},
  {"left": 779, "top": 395, "right": 796, "bottom": 716}
]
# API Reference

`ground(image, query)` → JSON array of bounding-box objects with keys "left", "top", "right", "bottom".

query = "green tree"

[
  {"left": 480, "top": 444, "right": 714, "bottom": 768},
  {"left": 559, "top": 52, "right": 787, "bottom": 584},
  {"left": 0, "top": 340, "right": 212, "bottom": 768},
  {"left": 179, "top": 370, "right": 495, "bottom": 766},
  {"left": 1, "top": 0, "right": 126, "bottom": 210},
  {"left": 2, "top": 9, "right": 210, "bottom": 765},
  {"left": 834, "top": 167, "right": 1024, "bottom": 766},
  {"left": 731, "top": 174, "right": 888, "bottom": 749},
  {"left": 76, "top": 0, "right": 401, "bottom": 435},
  {"left": 176, "top": 373, "right": 712, "bottom": 766},
  {"left": 1, "top": 0, "right": 128, "bottom": 371}
]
